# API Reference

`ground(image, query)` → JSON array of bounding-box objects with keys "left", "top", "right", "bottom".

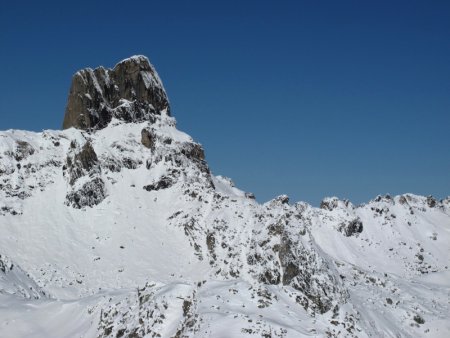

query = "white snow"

[{"left": 0, "top": 115, "right": 449, "bottom": 337}]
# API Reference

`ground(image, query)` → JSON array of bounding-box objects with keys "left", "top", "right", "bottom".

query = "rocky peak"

[{"left": 62, "top": 55, "right": 170, "bottom": 130}]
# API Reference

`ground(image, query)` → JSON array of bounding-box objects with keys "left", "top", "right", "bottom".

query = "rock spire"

[{"left": 62, "top": 55, "right": 170, "bottom": 130}]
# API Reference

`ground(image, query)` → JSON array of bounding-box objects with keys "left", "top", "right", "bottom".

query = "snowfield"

[
  {"left": 1, "top": 56, "right": 449, "bottom": 337},
  {"left": 1, "top": 115, "right": 448, "bottom": 338}
]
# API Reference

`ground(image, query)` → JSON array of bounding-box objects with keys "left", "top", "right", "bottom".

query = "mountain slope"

[{"left": 0, "top": 56, "right": 449, "bottom": 338}]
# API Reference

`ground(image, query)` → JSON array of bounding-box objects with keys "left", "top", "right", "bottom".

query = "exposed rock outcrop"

[
  {"left": 65, "top": 140, "right": 99, "bottom": 185},
  {"left": 63, "top": 139, "right": 107, "bottom": 208},
  {"left": 141, "top": 128, "right": 155, "bottom": 149},
  {"left": 14, "top": 141, "right": 35, "bottom": 161},
  {"left": 65, "top": 177, "right": 106, "bottom": 209},
  {"left": 339, "top": 218, "right": 363, "bottom": 237},
  {"left": 62, "top": 55, "right": 170, "bottom": 130},
  {"left": 320, "top": 197, "right": 351, "bottom": 211},
  {"left": 426, "top": 195, "right": 437, "bottom": 208},
  {"left": 143, "top": 176, "right": 174, "bottom": 191}
]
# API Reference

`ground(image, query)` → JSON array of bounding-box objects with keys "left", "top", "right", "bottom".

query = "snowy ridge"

[{"left": 0, "top": 56, "right": 449, "bottom": 337}]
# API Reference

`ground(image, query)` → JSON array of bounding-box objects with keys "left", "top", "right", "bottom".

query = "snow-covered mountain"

[{"left": 0, "top": 55, "right": 449, "bottom": 338}]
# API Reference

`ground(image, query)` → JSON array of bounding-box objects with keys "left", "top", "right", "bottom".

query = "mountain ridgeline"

[{"left": 0, "top": 56, "right": 449, "bottom": 338}]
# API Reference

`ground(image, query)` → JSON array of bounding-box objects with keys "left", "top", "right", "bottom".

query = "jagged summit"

[
  {"left": 62, "top": 55, "right": 170, "bottom": 130},
  {"left": 114, "top": 55, "right": 153, "bottom": 68}
]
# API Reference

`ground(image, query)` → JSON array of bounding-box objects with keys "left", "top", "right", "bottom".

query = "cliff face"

[{"left": 62, "top": 55, "right": 170, "bottom": 130}]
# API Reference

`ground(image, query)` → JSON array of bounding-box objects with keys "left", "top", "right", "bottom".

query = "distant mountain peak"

[{"left": 62, "top": 55, "right": 170, "bottom": 130}]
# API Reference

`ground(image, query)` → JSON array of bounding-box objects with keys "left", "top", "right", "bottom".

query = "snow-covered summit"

[
  {"left": 1, "top": 57, "right": 449, "bottom": 337},
  {"left": 114, "top": 55, "right": 152, "bottom": 68}
]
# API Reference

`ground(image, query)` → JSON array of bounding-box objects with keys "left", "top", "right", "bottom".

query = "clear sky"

[{"left": 1, "top": 0, "right": 449, "bottom": 205}]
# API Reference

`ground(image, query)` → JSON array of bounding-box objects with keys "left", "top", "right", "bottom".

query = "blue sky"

[{"left": 1, "top": 0, "right": 449, "bottom": 205}]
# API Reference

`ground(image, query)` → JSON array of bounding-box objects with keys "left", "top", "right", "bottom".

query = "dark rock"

[
  {"left": 65, "top": 141, "right": 99, "bottom": 185},
  {"left": 141, "top": 129, "right": 155, "bottom": 149},
  {"left": 65, "top": 177, "right": 106, "bottom": 209},
  {"left": 62, "top": 55, "right": 170, "bottom": 130},
  {"left": 0, "top": 206, "right": 21, "bottom": 216},
  {"left": 0, "top": 255, "right": 13, "bottom": 273},
  {"left": 206, "top": 232, "right": 216, "bottom": 255},
  {"left": 102, "top": 158, "right": 122, "bottom": 173},
  {"left": 285, "top": 246, "right": 340, "bottom": 314},
  {"left": 63, "top": 141, "right": 106, "bottom": 209},
  {"left": 14, "top": 141, "right": 35, "bottom": 161},
  {"left": 258, "top": 269, "right": 281, "bottom": 285},
  {"left": 74, "top": 142, "right": 98, "bottom": 172},
  {"left": 283, "top": 262, "right": 300, "bottom": 285},
  {"left": 374, "top": 194, "right": 393, "bottom": 204},
  {"left": 268, "top": 222, "right": 283, "bottom": 236},
  {"left": 426, "top": 195, "right": 437, "bottom": 208},
  {"left": 145, "top": 159, "right": 152, "bottom": 170},
  {"left": 274, "top": 195, "right": 289, "bottom": 205},
  {"left": 181, "top": 142, "right": 205, "bottom": 161},
  {"left": 245, "top": 192, "right": 256, "bottom": 199},
  {"left": 121, "top": 158, "right": 141, "bottom": 170},
  {"left": 182, "top": 300, "right": 192, "bottom": 317},
  {"left": 413, "top": 314, "right": 425, "bottom": 324},
  {"left": 399, "top": 195, "right": 408, "bottom": 205},
  {"left": 180, "top": 142, "right": 211, "bottom": 177},
  {"left": 143, "top": 176, "right": 173, "bottom": 191},
  {"left": 320, "top": 197, "right": 338, "bottom": 211},
  {"left": 339, "top": 218, "right": 363, "bottom": 237},
  {"left": 279, "top": 235, "right": 301, "bottom": 286}
]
